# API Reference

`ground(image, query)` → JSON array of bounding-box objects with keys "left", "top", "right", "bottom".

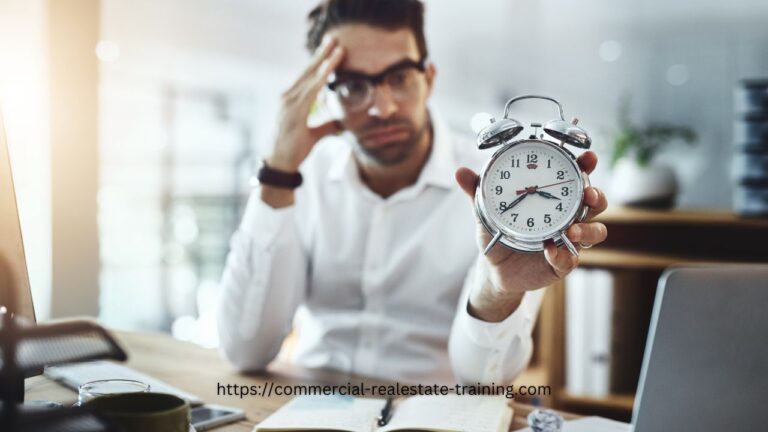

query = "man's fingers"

[
  {"left": 566, "top": 222, "right": 607, "bottom": 246},
  {"left": 304, "top": 46, "right": 345, "bottom": 101},
  {"left": 576, "top": 151, "right": 598, "bottom": 175},
  {"left": 285, "top": 36, "right": 338, "bottom": 100},
  {"left": 583, "top": 186, "right": 608, "bottom": 221},
  {"left": 291, "top": 46, "right": 345, "bottom": 121},
  {"left": 545, "top": 221, "right": 607, "bottom": 279},
  {"left": 575, "top": 152, "right": 607, "bottom": 220},
  {"left": 544, "top": 242, "right": 578, "bottom": 278},
  {"left": 455, "top": 167, "right": 511, "bottom": 262},
  {"left": 298, "top": 35, "right": 338, "bottom": 84},
  {"left": 310, "top": 119, "right": 343, "bottom": 140},
  {"left": 455, "top": 167, "right": 479, "bottom": 199},
  {"left": 316, "top": 46, "right": 345, "bottom": 85}
]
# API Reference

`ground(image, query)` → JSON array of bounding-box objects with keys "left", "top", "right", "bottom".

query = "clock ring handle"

[
  {"left": 556, "top": 232, "right": 580, "bottom": 257},
  {"left": 502, "top": 95, "right": 565, "bottom": 121}
]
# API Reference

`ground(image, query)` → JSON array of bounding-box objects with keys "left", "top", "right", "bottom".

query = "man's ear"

[{"left": 425, "top": 62, "right": 437, "bottom": 97}]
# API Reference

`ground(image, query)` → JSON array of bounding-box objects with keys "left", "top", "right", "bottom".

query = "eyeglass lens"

[{"left": 334, "top": 66, "right": 422, "bottom": 111}]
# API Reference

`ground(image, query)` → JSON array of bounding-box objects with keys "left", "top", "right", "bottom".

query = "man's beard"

[{"left": 353, "top": 117, "right": 429, "bottom": 166}]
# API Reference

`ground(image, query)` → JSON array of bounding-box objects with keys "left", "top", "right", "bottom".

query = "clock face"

[{"left": 479, "top": 140, "right": 583, "bottom": 240}]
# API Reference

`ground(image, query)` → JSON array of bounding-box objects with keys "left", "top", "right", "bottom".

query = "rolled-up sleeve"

[
  {"left": 217, "top": 187, "right": 308, "bottom": 372},
  {"left": 448, "top": 256, "right": 544, "bottom": 384}
]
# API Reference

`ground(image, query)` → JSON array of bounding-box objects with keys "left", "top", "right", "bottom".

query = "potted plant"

[{"left": 610, "top": 97, "right": 697, "bottom": 208}]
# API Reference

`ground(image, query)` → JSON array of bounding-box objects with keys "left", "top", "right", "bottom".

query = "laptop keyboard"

[{"left": 44, "top": 360, "right": 203, "bottom": 406}]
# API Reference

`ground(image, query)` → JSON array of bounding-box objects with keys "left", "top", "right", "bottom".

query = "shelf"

[
  {"left": 513, "top": 364, "right": 549, "bottom": 387},
  {"left": 534, "top": 207, "right": 768, "bottom": 419},
  {"left": 512, "top": 364, "right": 551, "bottom": 405},
  {"left": 596, "top": 206, "right": 768, "bottom": 228},
  {"left": 578, "top": 248, "right": 759, "bottom": 270}
]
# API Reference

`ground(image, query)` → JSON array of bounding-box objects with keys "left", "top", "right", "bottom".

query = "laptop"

[
  {"left": 632, "top": 265, "right": 768, "bottom": 431},
  {"left": 544, "top": 265, "right": 768, "bottom": 432}
]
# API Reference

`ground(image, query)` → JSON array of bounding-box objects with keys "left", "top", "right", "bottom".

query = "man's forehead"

[{"left": 328, "top": 24, "right": 420, "bottom": 75}]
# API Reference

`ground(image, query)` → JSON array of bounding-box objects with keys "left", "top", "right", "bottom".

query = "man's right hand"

[{"left": 262, "top": 35, "right": 345, "bottom": 208}]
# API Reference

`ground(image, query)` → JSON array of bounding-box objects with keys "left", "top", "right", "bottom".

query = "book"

[
  {"left": 565, "top": 269, "right": 613, "bottom": 397},
  {"left": 587, "top": 269, "right": 613, "bottom": 397},
  {"left": 565, "top": 269, "right": 589, "bottom": 395},
  {"left": 253, "top": 394, "right": 513, "bottom": 432}
]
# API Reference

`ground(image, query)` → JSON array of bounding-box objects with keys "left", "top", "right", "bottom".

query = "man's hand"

[
  {"left": 262, "top": 35, "right": 345, "bottom": 208},
  {"left": 454, "top": 151, "right": 609, "bottom": 322}
]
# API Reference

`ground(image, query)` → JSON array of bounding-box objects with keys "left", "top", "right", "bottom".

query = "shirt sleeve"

[
  {"left": 216, "top": 187, "right": 308, "bottom": 372},
  {"left": 448, "top": 256, "right": 545, "bottom": 384}
]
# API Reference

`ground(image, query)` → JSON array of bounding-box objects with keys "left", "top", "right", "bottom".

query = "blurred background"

[{"left": 2, "top": 0, "right": 767, "bottom": 420}]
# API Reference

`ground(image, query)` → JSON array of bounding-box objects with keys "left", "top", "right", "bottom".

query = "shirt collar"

[{"left": 327, "top": 111, "right": 457, "bottom": 191}]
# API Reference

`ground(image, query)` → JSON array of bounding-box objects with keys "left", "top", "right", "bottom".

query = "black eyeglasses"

[{"left": 327, "top": 57, "right": 427, "bottom": 112}]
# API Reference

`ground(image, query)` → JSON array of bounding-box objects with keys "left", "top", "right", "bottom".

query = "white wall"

[
  {"left": 424, "top": 0, "right": 768, "bottom": 208},
  {"left": 97, "top": 0, "right": 297, "bottom": 330},
  {"left": 1, "top": 0, "right": 765, "bottom": 324},
  {"left": 94, "top": 0, "right": 768, "bottom": 330}
]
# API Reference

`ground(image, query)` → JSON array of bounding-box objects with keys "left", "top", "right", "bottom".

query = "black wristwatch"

[{"left": 257, "top": 160, "right": 303, "bottom": 189}]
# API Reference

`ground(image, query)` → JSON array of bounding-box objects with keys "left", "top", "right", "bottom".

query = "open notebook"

[{"left": 253, "top": 394, "right": 513, "bottom": 432}]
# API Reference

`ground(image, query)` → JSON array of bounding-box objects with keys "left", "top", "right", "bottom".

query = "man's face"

[{"left": 327, "top": 24, "right": 435, "bottom": 166}]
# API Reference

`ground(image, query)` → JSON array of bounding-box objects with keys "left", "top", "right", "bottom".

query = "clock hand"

[
  {"left": 535, "top": 190, "right": 561, "bottom": 200},
  {"left": 500, "top": 191, "right": 530, "bottom": 214},
  {"left": 516, "top": 179, "right": 575, "bottom": 195}
]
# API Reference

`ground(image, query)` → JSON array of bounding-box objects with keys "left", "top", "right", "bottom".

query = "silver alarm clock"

[{"left": 475, "top": 95, "right": 592, "bottom": 257}]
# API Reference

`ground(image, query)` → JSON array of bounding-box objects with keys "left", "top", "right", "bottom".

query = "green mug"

[{"left": 87, "top": 392, "right": 190, "bottom": 432}]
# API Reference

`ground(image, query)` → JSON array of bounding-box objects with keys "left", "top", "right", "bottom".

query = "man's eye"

[
  {"left": 386, "top": 70, "right": 409, "bottom": 88},
  {"left": 339, "top": 80, "right": 369, "bottom": 97}
]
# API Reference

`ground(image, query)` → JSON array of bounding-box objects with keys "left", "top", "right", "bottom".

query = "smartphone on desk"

[{"left": 191, "top": 404, "right": 246, "bottom": 431}]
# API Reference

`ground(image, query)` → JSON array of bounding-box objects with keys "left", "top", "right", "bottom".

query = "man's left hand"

[{"left": 454, "top": 151, "right": 608, "bottom": 322}]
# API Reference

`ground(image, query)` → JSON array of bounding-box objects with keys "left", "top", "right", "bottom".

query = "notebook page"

[
  {"left": 379, "top": 395, "right": 513, "bottom": 432},
  {"left": 254, "top": 395, "right": 386, "bottom": 431}
]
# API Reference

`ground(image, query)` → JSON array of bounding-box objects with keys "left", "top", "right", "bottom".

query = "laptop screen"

[{"left": 0, "top": 110, "right": 36, "bottom": 322}]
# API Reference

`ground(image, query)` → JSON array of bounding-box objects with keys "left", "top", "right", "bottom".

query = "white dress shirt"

[{"left": 217, "top": 113, "right": 544, "bottom": 385}]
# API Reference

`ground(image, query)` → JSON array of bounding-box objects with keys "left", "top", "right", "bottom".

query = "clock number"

[
  {"left": 547, "top": 159, "right": 552, "bottom": 168},
  {"left": 527, "top": 154, "right": 538, "bottom": 164},
  {"left": 527, "top": 217, "right": 535, "bottom": 227},
  {"left": 499, "top": 201, "right": 507, "bottom": 211},
  {"left": 495, "top": 185, "right": 503, "bottom": 195},
  {"left": 500, "top": 171, "right": 511, "bottom": 180},
  {"left": 561, "top": 187, "right": 569, "bottom": 197},
  {"left": 511, "top": 158, "right": 520, "bottom": 168},
  {"left": 544, "top": 214, "right": 552, "bottom": 224},
  {"left": 510, "top": 213, "right": 519, "bottom": 222},
  {"left": 557, "top": 170, "right": 565, "bottom": 180},
  {"left": 556, "top": 203, "right": 563, "bottom": 211}
]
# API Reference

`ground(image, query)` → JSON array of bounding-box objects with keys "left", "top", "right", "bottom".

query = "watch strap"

[{"left": 257, "top": 161, "right": 303, "bottom": 189}]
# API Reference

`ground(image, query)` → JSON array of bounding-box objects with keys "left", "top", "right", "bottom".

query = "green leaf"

[{"left": 610, "top": 96, "right": 697, "bottom": 166}]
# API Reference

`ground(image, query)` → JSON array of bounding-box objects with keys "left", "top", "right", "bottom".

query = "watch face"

[{"left": 479, "top": 140, "right": 584, "bottom": 242}]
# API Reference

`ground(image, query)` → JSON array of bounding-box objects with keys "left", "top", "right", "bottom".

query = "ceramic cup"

[{"left": 87, "top": 392, "right": 190, "bottom": 432}]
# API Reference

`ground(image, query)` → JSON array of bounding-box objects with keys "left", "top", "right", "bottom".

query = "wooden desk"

[{"left": 24, "top": 331, "right": 576, "bottom": 431}]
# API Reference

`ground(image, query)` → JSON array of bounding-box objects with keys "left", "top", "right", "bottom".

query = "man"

[{"left": 218, "top": 0, "right": 607, "bottom": 385}]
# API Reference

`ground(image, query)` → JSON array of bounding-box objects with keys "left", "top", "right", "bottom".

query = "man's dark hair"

[{"left": 307, "top": 0, "right": 428, "bottom": 59}]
